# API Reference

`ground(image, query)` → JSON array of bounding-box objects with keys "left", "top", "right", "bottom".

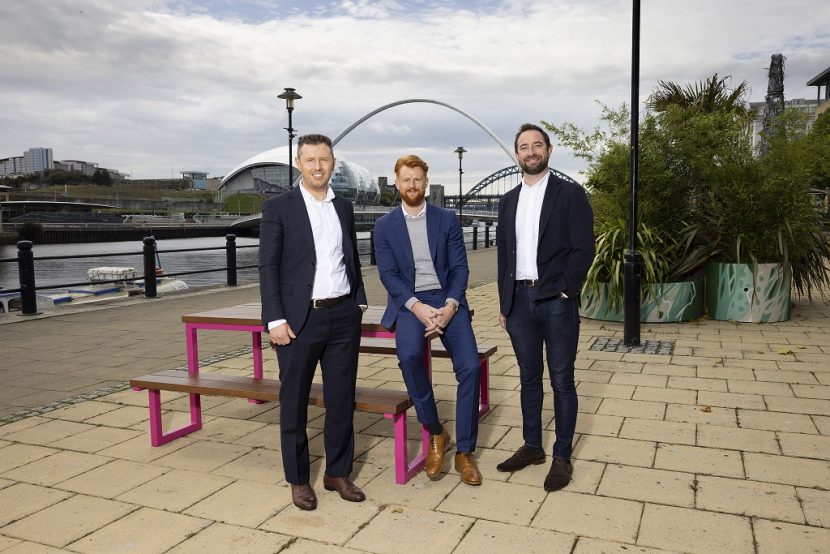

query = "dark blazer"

[
  {"left": 497, "top": 170, "right": 595, "bottom": 317},
  {"left": 374, "top": 203, "right": 469, "bottom": 330},
  {"left": 259, "top": 186, "right": 367, "bottom": 333}
]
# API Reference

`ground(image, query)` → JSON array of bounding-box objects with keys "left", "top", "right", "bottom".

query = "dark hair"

[
  {"left": 296, "top": 134, "right": 333, "bottom": 157},
  {"left": 513, "top": 123, "right": 551, "bottom": 153},
  {"left": 394, "top": 154, "right": 429, "bottom": 176}
]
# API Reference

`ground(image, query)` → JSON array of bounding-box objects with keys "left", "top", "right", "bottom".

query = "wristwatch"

[{"left": 445, "top": 301, "right": 459, "bottom": 314}]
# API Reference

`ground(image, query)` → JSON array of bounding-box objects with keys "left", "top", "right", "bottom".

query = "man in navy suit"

[
  {"left": 496, "top": 123, "right": 594, "bottom": 491},
  {"left": 373, "top": 154, "right": 482, "bottom": 485},
  {"left": 259, "top": 134, "right": 368, "bottom": 510}
]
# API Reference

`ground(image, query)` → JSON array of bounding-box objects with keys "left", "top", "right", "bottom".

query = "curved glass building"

[{"left": 220, "top": 146, "right": 379, "bottom": 204}]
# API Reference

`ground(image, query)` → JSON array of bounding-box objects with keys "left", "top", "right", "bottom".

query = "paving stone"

[
  {"left": 737, "top": 409, "right": 818, "bottom": 433},
  {"left": 83, "top": 405, "right": 149, "bottom": 427},
  {"left": 696, "top": 475, "right": 803, "bottom": 523},
  {"left": 183, "top": 479, "right": 290, "bottom": 527},
  {"left": 791, "top": 384, "right": 830, "bottom": 400},
  {"left": 0, "top": 443, "right": 57, "bottom": 474},
  {"left": 346, "top": 505, "right": 472, "bottom": 553},
  {"left": 578, "top": 383, "right": 635, "bottom": 400},
  {"left": 56, "top": 459, "right": 168, "bottom": 498},
  {"left": 744, "top": 452, "right": 830, "bottom": 488},
  {"left": 281, "top": 539, "right": 366, "bottom": 553},
  {"left": 116, "top": 468, "right": 232, "bottom": 512},
  {"left": 597, "top": 464, "right": 694, "bottom": 507},
  {"left": 508, "top": 457, "right": 606, "bottom": 495},
  {"left": 47, "top": 425, "right": 142, "bottom": 453},
  {"left": 573, "top": 435, "right": 656, "bottom": 467},
  {"left": 665, "top": 404, "right": 737, "bottom": 427},
  {"left": 765, "top": 396, "right": 830, "bottom": 416},
  {"left": 168, "top": 522, "right": 291, "bottom": 553},
  {"left": 1, "top": 451, "right": 110, "bottom": 486},
  {"left": 697, "top": 391, "right": 766, "bottom": 410},
  {"left": 638, "top": 504, "right": 753, "bottom": 554},
  {"left": 667, "top": 376, "right": 727, "bottom": 392},
  {"left": 727, "top": 380, "right": 794, "bottom": 397},
  {"left": 699, "top": 366, "right": 755, "bottom": 380},
  {"left": 41, "top": 401, "right": 121, "bottom": 422},
  {"left": 609, "top": 373, "right": 668, "bottom": 388},
  {"left": 575, "top": 413, "right": 623, "bottom": 437},
  {"left": 68, "top": 507, "right": 210, "bottom": 553},
  {"left": 654, "top": 444, "right": 744, "bottom": 478},
  {"left": 597, "top": 398, "right": 665, "bottom": 420},
  {"left": 641, "top": 363, "right": 695, "bottom": 377},
  {"left": 154, "top": 439, "right": 251, "bottom": 473},
  {"left": 697, "top": 425, "right": 779, "bottom": 454},
  {"left": 439, "top": 479, "right": 546, "bottom": 525},
  {"left": 261, "top": 498, "right": 381, "bottom": 546},
  {"left": 2, "top": 419, "right": 96, "bottom": 446},
  {"left": 797, "top": 487, "right": 830, "bottom": 527},
  {"left": 454, "top": 519, "right": 574, "bottom": 554},
  {"left": 633, "top": 386, "right": 697, "bottom": 405},
  {"left": 573, "top": 537, "right": 676, "bottom": 554},
  {"left": 619, "top": 418, "right": 696, "bottom": 445},
  {"left": 211, "top": 447, "right": 284, "bottom": 484},
  {"left": 531, "top": 491, "right": 641, "bottom": 543},
  {"left": 777, "top": 432, "right": 830, "bottom": 460},
  {"left": 1, "top": 494, "right": 135, "bottom": 548},
  {"left": 95, "top": 433, "right": 194, "bottom": 463},
  {"left": 0, "top": 483, "right": 72, "bottom": 527},
  {"left": 814, "top": 415, "right": 830, "bottom": 435},
  {"left": 753, "top": 519, "right": 830, "bottom": 554},
  {"left": 754, "top": 370, "right": 818, "bottom": 384}
]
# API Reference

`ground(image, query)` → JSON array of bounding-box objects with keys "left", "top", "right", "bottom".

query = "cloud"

[{"left": 0, "top": 0, "right": 827, "bottom": 187}]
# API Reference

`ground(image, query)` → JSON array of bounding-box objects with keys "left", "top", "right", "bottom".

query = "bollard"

[
  {"left": 485, "top": 225, "right": 490, "bottom": 248},
  {"left": 472, "top": 226, "right": 478, "bottom": 250},
  {"left": 226, "top": 234, "right": 238, "bottom": 286},
  {"left": 142, "top": 236, "right": 158, "bottom": 298},
  {"left": 17, "top": 241, "right": 39, "bottom": 315},
  {"left": 369, "top": 230, "right": 376, "bottom": 266}
]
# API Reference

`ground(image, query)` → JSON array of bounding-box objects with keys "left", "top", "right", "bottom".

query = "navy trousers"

[
  {"left": 394, "top": 290, "right": 480, "bottom": 452},
  {"left": 274, "top": 299, "right": 362, "bottom": 485},
  {"left": 505, "top": 286, "right": 580, "bottom": 460}
]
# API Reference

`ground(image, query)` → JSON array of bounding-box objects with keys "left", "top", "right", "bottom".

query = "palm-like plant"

[{"left": 647, "top": 73, "right": 751, "bottom": 117}]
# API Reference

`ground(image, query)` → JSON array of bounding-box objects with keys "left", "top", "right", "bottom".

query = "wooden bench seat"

[
  {"left": 359, "top": 337, "right": 497, "bottom": 416},
  {"left": 130, "top": 369, "right": 428, "bottom": 484}
]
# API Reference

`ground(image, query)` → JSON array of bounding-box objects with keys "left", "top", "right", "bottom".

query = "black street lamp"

[
  {"left": 277, "top": 87, "right": 302, "bottom": 187},
  {"left": 455, "top": 146, "right": 466, "bottom": 226},
  {"left": 624, "top": 0, "right": 642, "bottom": 346}
]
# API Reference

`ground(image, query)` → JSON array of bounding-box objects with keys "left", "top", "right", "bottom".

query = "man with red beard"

[{"left": 373, "top": 154, "right": 482, "bottom": 485}]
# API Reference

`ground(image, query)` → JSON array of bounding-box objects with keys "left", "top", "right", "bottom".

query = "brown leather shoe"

[
  {"left": 290, "top": 483, "right": 317, "bottom": 510},
  {"left": 454, "top": 452, "right": 482, "bottom": 486},
  {"left": 425, "top": 428, "right": 451, "bottom": 478},
  {"left": 323, "top": 474, "right": 366, "bottom": 502}
]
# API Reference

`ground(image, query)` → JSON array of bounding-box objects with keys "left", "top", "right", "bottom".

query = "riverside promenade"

[{"left": 0, "top": 247, "right": 828, "bottom": 552}]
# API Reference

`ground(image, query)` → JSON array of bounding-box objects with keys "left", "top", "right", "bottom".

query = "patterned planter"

[
  {"left": 580, "top": 280, "right": 704, "bottom": 323},
  {"left": 704, "top": 262, "right": 791, "bottom": 323}
]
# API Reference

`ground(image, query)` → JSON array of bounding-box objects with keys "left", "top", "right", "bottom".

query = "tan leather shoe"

[
  {"left": 454, "top": 452, "right": 482, "bottom": 485},
  {"left": 290, "top": 483, "right": 317, "bottom": 510},
  {"left": 425, "top": 428, "right": 451, "bottom": 478}
]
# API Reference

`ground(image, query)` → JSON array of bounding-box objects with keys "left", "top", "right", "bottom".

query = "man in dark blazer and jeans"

[
  {"left": 496, "top": 123, "right": 594, "bottom": 491},
  {"left": 259, "top": 134, "right": 367, "bottom": 510}
]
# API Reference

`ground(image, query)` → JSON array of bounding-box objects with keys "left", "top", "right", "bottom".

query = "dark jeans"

[
  {"left": 505, "top": 285, "right": 579, "bottom": 460},
  {"left": 274, "top": 299, "right": 362, "bottom": 484}
]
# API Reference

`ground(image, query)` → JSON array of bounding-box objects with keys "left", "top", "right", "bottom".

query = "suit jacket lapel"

[
  {"left": 538, "top": 171, "right": 562, "bottom": 245},
  {"left": 333, "top": 197, "right": 353, "bottom": 257},
  {"left": 426, "top": 204, "right": 439, "bottom": 261},
  {"left": 391, "top": 208, "right": 415, "bottom": 272},
  {"left": 505, "top": 185, "right": 520, "bottom": 248},
  {"left": 289, "top": 186, "right": 315, "bottom": 252}
]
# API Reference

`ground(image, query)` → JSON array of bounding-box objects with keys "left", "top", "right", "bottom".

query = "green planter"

[
  {"left": 580, "top": 280, "right": 704, "bottom": 322},
  {"left": 704, "top": 262, "right": 791, "bottom": 323}
]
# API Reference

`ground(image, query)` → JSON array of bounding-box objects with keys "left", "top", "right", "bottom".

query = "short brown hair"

[
  {"left": 513, "top": 123, "right": 551, "bottom": 153},
  {"left": 296, "top": 134, "right": 333, "bottom": 157},
  {"left": 394, "top": 154, "right": 429, "bottom": 176}
]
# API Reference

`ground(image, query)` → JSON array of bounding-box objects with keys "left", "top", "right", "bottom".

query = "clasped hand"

[{"left": 412, "top": 302, "right": 454, "bottom": 338}]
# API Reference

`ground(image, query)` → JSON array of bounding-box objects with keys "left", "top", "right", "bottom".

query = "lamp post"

[
  {"left": 277, "top": 87, "right": 302, "bottom": 187},
  {"left": 455, "top": 146, "right": 466, "bottom": 226},
  {"left": 624, "top": 0, "right": 642, "bottom": 346}
]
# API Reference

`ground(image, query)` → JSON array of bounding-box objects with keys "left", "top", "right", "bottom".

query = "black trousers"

[{"left": 274, "top": 299, "right": 362, "bottom": 484}]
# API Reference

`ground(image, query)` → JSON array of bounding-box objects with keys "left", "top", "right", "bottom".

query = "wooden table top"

[{"left": 182, "top": 303, "right": 388, "bottom": 332}]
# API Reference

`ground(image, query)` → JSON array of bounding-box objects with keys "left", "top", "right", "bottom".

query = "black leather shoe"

[
  {"left": 323, "top": 474, "right": 366, "bottom": 502},
  {"left": 291, "top": 483, "right": 317, "bottom": 510},
  {"left": 496, "top": 445, "right": 546, "bottom": 472},
  {"left": 544, "top": 457, "right": 573, "bottom": 491}
]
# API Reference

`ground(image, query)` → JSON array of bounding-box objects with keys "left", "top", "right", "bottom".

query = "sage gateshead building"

[{"left": 219, "top": 146, "right": 379, "bottom": 204}]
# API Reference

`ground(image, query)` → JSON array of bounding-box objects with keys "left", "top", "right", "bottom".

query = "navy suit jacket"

[
  {"left": 374, "top": 203, "right": 470, "bottom": 330},
  {"left": 496, "top": 170, "right": 595, "bottom": 317},
  {"left": 259, "top": 186, "right": 367, "bottom": 333}
]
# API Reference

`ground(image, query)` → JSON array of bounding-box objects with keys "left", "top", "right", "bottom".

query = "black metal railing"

[{"left": 0, "top": 234, "right": 256, "bottom": 315}]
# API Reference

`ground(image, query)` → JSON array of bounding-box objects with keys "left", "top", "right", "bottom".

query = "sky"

[{"left": 1, "top": 0, "right": 828, "bottom": 190}]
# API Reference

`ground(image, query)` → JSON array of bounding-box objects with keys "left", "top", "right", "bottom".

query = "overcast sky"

[{"left": 1, "top": 0, "right": 827, "bottom": 189}]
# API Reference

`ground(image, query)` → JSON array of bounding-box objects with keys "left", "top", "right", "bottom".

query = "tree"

[
  {"left": 91, "top": 169, "right": 112, "bottom": 186},
  {"left": 647, "top": 73, "right": 751, "bottom": 117}
]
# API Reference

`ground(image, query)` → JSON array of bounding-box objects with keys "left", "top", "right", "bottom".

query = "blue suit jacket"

[
  {"left": 258, "top": 186, "right": 367, "bottom": 334},
  {"left": 496, "top": 170, "right": 595, "bottom": 317},
  {"left": 373, "top": 203, "right": 470, "bottom": 330}
]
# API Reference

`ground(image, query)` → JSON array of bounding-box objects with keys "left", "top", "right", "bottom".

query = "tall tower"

[{"left": 761, "top": 53, "right": 786, "bottom": 153}]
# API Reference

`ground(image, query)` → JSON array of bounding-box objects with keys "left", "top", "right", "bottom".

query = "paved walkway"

[{"left": 1, "top": 250, "right": 829, "bottom": 552}]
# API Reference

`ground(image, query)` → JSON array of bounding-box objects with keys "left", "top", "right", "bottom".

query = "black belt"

[
  {"left": 310, "top": 295, "right": 350, "bottom": 309},
  {"left": 516, "top": 279, "right": 538, "bottom": 287}
]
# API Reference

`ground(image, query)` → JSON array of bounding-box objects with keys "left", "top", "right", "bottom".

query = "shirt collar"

[
  {"left": 521, "top": 170, "right": 551, "bottom": 190},
  {"left": 401, "top": 203, "right": 427, "bottom": 218},
  {"left": 299, "top": 182, "right": 335, "bottom": 204}
]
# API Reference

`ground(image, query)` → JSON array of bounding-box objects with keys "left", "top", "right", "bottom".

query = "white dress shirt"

[
  {"left": 515, "top": 171, "right": 550, "bottom": 280},
  {"left": 267, "top": 184, "right": 350, "bottom": 330}
]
